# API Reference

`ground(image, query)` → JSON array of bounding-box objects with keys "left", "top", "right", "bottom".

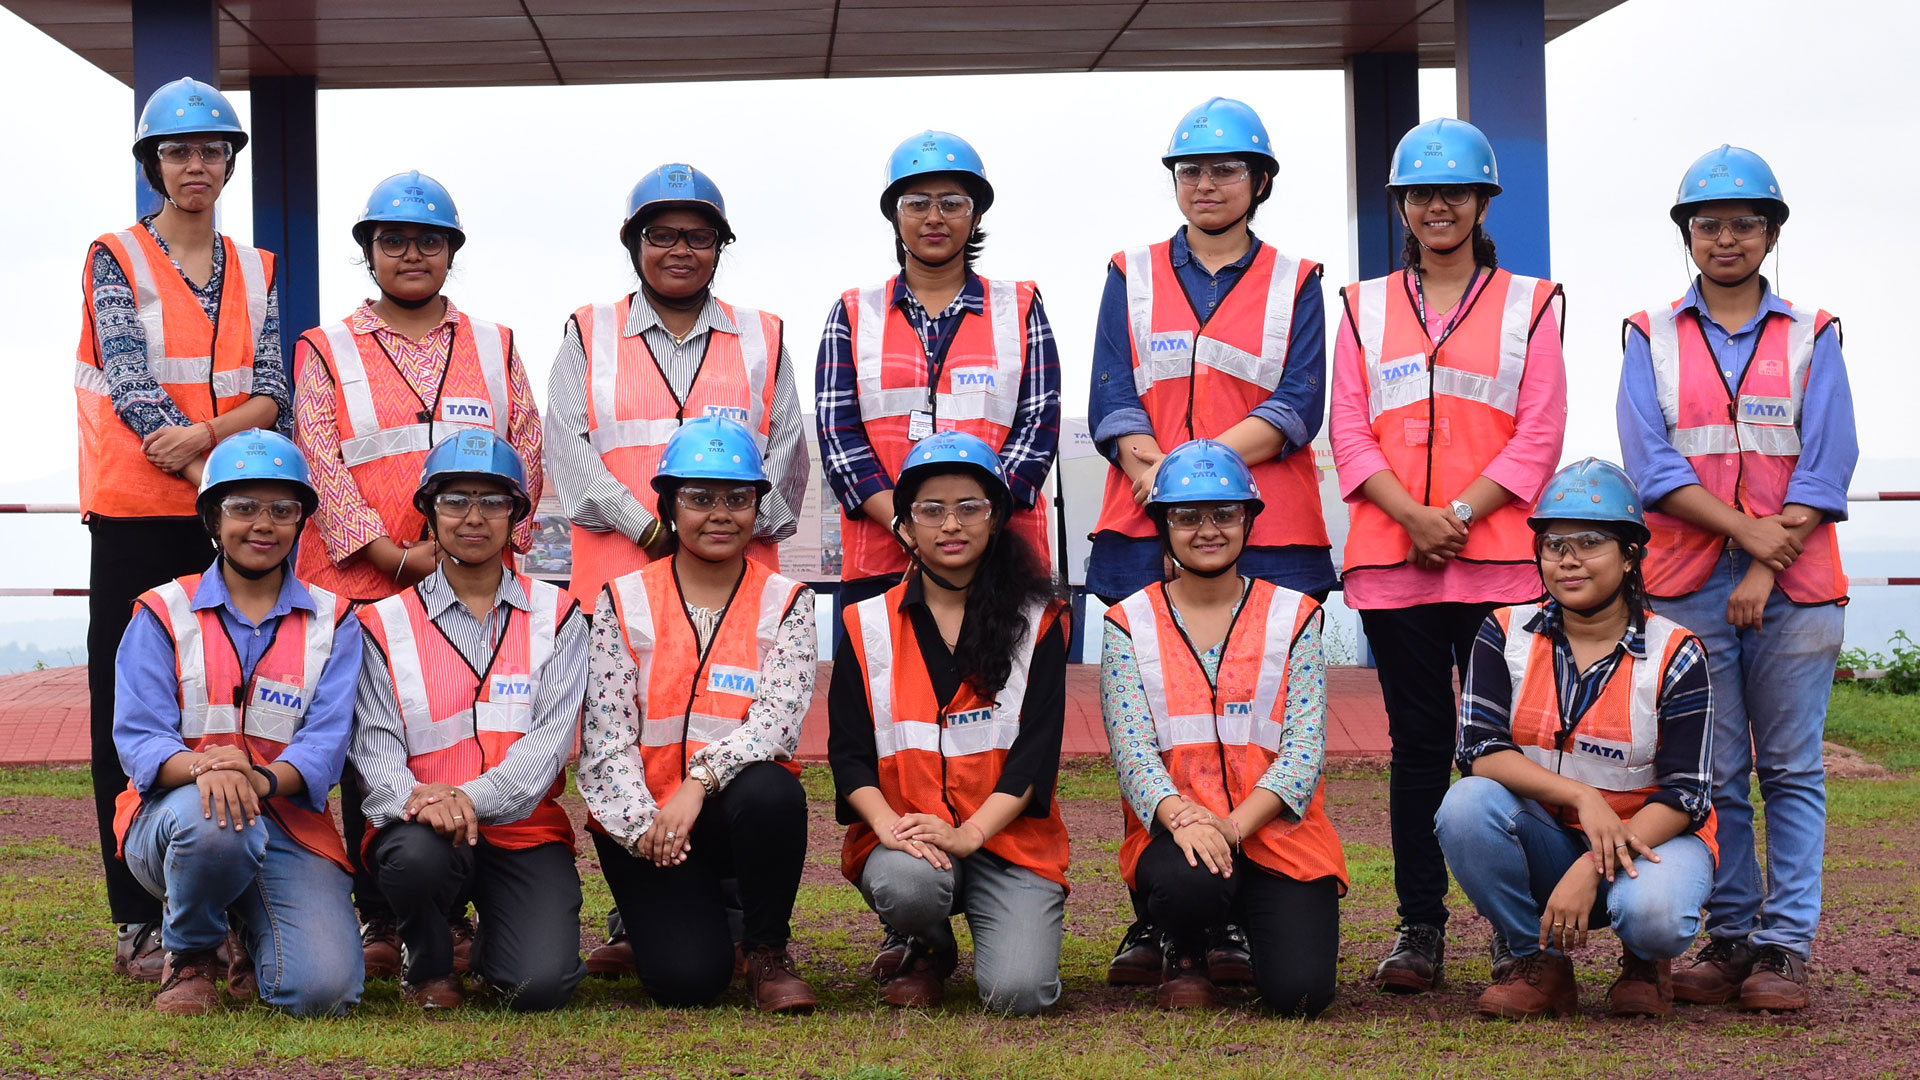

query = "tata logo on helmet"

[
  {"left": 667, "top": 168, "right": 690, "bottom": 184},
  {"left": 460, "top": 431, "right": 490, "bottom": 450},
  {"left": 186, "top": 94, "right": 205, "bottom": 107},
  {"left": 1425, "top": 141, "right": 1445, "bottom": 154},
  {"left": 1576, "top": 739, "right": 1626, "bottom": 761}
]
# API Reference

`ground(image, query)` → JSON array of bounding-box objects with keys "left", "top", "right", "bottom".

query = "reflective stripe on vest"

[
  {"left": 1120, "top": 245, "right": 1300, "bottom": 397},
  {"left": 857, "top": 594, "right": 1037, "bottom": 763},
  {"left": 322, "top": 318, "right": 511, "bottom": 468}
]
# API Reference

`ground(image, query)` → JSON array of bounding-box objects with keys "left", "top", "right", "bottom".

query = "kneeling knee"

[
  {"left": 269, "top": 968, "right": 361, "bottom": 1018},
  {"left": 496, "top": 968, "right": 581, "bottom": 1014},
  {"left": 1256, "top": 971, "right": 1335, "bottom": 1019},
  {"left": 978, "top": 977, "right": 1058, "bottom": 1018}
]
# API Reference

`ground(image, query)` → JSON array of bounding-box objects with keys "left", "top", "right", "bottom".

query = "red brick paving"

[{"left": 0, "top": 662, "right": 1390, "bottom": 766}]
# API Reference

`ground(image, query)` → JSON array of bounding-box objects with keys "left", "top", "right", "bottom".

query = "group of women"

[{"left": 83, "top": 75, "right": 1853, "bottom": 1023}]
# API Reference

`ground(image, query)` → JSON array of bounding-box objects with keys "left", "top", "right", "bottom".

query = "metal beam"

[
  {"left": 1455, "top": 0, "right": 1551, "bottom": 277},
  {"left": 1344, "top": 52, "right": 1419, "bottom": 281},
  {"left": 250, "top": 76, "right": 322, "bottom": 362},
  {"left": 131, "top": 0, "right": 219, "bottom": 217}
]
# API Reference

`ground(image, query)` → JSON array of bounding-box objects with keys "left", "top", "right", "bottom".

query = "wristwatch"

[
  {"left": 1449, "top": 500, "right": 1475, "bottom": 527},
  {"left": 688, "top": 763, "right": 719, "bottom": 796}
]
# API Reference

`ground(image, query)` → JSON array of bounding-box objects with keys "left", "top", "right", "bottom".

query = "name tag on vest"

[
  {"left": 1147, "top": 331, "right": 1194, "bottom": 357},
  {"left": 706, "top": 665, "right": 758, "bottom": 697},
  {"left": 945, "top": 706, "right": 994, "bottom": 726},
  {"left": 1402, "top": 417, "right": 1452, "bottom": 448},
  {"left": 440, "top": 397, "right": 495, "bottom": 425},
  {"left": 251, "top": 678, "right": 307, "bottom": 715},
  {"left": 703, "top": 404, "right": 750, "bottom": 423},
  {"left": 949, "top": 366, "right": 998, "bottom": 393},
  {"left": 1737, "top": 395, "right": 1793, "bottom": 424},
  {"left": 489, "top": 674, "right": 534, "bottom": 704},
  {"left": 1574, "top": 735, "right": 1630, "bottom": 762}
]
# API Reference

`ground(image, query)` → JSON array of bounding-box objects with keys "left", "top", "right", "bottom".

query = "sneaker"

[
  {"left": 1207, "top": 924, "right": 1255, "bottom": 986},
  {"left": 361, "top": 916, "right": 403, "bottom": 980},
  {"left": 1606, "top": 948, "right": 1673, "bottom": 1017},
  {"left": 1475, "top": 951, "right": 1577, "bottom": 1020},
  {"left": 1672, "top": 937, "right": 1755, "bottom": 1005},
  {"left": 1490, "top": 933, "right": 1517, "bottom": 982},
  {"left": 114, "top": 922, "right": 166, "bottom": 983},
  {"left": 401, "top": 973, "right": 465, "bottom": 1011},
  {"left": 585, "top": 931, "right": 633, "bottom": 979},
  {"left": 224, "top": 927, "right": 257, "bottom": 1000},
  {"left": 868, "top": 927, "right": 913, "bottom": 982},
  {"left": 743, "top": 945, "right": 817, "bottom": 1014},
  {"left": 1156, "top": 943, "right": 1219, "bottom": 1009},
  {"left": 153, "top": 949, "right": 223, "bottom": 1016},
  {"left": 1374, "top": 923, "right": 1445, "bottom": 994},
  {"left": 1107, "top": 921, "right": 1164, "bottom": 987},
  {"left": 1737, "top": 945, "right": 1811, "bottom": 1012},
  {"left": 449, "top": 912, "right": 476, "bottom": 975},
  {"left": 882, "top": 947, "right": 945, "bottom": 1009}
]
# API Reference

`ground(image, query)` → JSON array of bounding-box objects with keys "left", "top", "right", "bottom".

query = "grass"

[{"left": 1826, "top": 682, "right": 1920, "bottom": 772}]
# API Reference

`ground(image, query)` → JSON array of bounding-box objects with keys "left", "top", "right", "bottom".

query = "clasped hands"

[
  {"left": 402, "top": 781, "right": 480, "bottom": 846},
  {"left": 880, "top": 813, "right": 987, "bottom": 872},
  {"left": 1159, "top": 796, "right": 1242, "bottom": 877},
  {"left": 186, "top": 744, "right": 270, "bottom": 829}
]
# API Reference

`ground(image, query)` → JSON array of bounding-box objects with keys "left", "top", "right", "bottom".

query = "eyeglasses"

[
  {"left": 1172, "top": 160, "right": 1250, "bottom": 187},
  {"left": 1537, "top": 531, "right": 1621, "bottom": 562},
  {"left": 676, "top": 486, "right": 758, "bottom": 513},
  {"left": 639, "top": 225, "right": 722, "bottom": 250},
  {"left": 907, "top": 499, "right": 993, "bottom": 527},
  {"left": 433, "top": 492, "right": 517, "bottom": 519},
  {"left": 895, "top": 194, "right": 975, "bottom": 219},
  {"left": 1402, "top": 185, "right": 1476, "bottom": 207},
  {"left": 219, "top": 496, "right": 303, "bottom": 525},
  {"left": 1164, "top": 505, "right": 1248, "bottom": 530},
  {"left": 1688, "top": 215, "right": 1769, "bottom": 241},
  {"left": 374, "top": 232, "right": 449, "bottom": 258},
  {"left": 154, "top": 141, "right": 233, "bottom": 165}
]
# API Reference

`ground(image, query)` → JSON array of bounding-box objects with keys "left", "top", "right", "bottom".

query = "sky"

[{"left": 0, "top": 0, "right": 1913, "bottom": 634}]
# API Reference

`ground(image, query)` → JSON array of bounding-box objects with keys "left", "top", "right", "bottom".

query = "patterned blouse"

[
  {"left": 1100, "top": 580, "right": 1328, "bottom": 830},
  {"left": 577, "top": 583, "right": 817, "bottom": 849}
]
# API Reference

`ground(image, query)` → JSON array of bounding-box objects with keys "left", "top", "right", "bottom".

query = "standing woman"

[
  {"left": 1617, "top": 146, "right": 1855, "bottom": 1013},
  {"left": 547, "top": 164, "right": 809, "bottom": 613},
  {"left": 816, "top": 131, "right": 1060, "bottom": 627},
  {"left": 829, "top": 432, "right": 1070, "bottom": 1015},
  {"left": 77, "top": 77, "right": 290, "bottom": 980},
  {"left": 578, "top": 418, "right": 819, "bottom": 1014},
  {"left": 1101, "top": 440, "right": 1346, "bottom": 1014},
  {"left": 1328, "top": 118, "right": 1567, "bottom": 993}
]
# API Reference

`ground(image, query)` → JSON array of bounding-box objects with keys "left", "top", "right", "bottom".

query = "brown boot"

[
  {"left": 1207, "top": 924, "right": 1255, "bottom": 986},
  {"left": 1737, "top": 945, "right": 1811, "bottom": 1012},
  {"left": 449, "top": 912, "right": 476, "bottom": 975},
  {"left": 1475, "top": 951, "right": 1577, "bottom": 1020},
  {"left": 882, "top": 948, "right": 946, "bottom": 1009},
  {"left": 114, "top": 922, "right": 166, "bottom": 983},
  {"left": 1106, "top": 922, "right": 1163, "bottom": 987},
  {"left": 153, "top": 949, "right": 223, "bottom": 1016},
  {"left": 224, "top": 927, "right": 257, "bottom": 1000},
  {"left": 868, "top": 927, "right": 913, "bottom": 981},
  {"left": 743, "top": 945, "right": 817, "bottom": 1014},
  {"left": 401, "top": 973, "right": 465, "bottom": 1011},
  {"left": 1156, "top": 944, "right": 1220, "bottom": 1009},
  {"left": 585, "top": 932, "right": 633, "bottom": 979},
  {"left": 1606, "top": 949, "right": 1673, "bottom": 1017},
  {"left": 1374, "top": 923, "right": 1445, "bottom": 994},
  {"left": 1672, "top": 938, "right": 1755, "bottom": 1005},
  {"left": 361, "top": 916, "right": 403, "bottom": 980}
]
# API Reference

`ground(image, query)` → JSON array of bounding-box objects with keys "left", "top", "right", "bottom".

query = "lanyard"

[
  {"left": 1411, "top": 265, "right": 1485, "bottom": 351},
  {"left": 1690, "top": 309, "right": 1767, "bottom": 404}
]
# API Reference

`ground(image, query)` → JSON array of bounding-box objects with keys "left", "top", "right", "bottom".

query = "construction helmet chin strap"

[
  {"left": 640, "top": 279, "right": 711, "bottom": 315},
  {"left": 1561, "top": 581, "right": 1626, "bottom": 619},
  {"left": 220, "top": 550, "right": 284, "bottom": 581},
  {"left": 377, "top": 287, "right": 438, "bottom": 311},
  {"left": 1194, "top": 212, "right": 1250, "bottom": 237}
]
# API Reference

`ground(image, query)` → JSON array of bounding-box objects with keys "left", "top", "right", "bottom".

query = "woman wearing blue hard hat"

[
  {"left": 1328, "top": 117, "right": 1567, "bottom": 993},
  {"left": 112, "top": 430, "right": 363, "bottom": 1016},
  {"left": 1616, "top": 146, "right": 1855, "bottom": 1013},
  {"left": 350, "top": 431, "right": 589, "bottom": 1012},
  {"left": 827, "top": 431, "right": 1070, "bottom": 1014},
  {"left": 548, "top": 164, "right": 809, "bottom": 616},
  {"left": 578, "top": 417, "right": 820, "bottom": 1013},
  {"left": 292, "top": 169, "right": 544, "bottom": 980},
  {"left": 1438, "top": 458, "right": 1716, "bottom": 1020},
  {"left": 816, "top": 130, "right": 1061, "bottom": 637},
  {"left": 1089, "top": 95, "right": 1336, "bottom": 990},
  {"left": 78, "top": 76, "right": 293, "bottom": 983},
  {"left": 1099, "top": 440, "right": 1346, "bottom": 1014}
]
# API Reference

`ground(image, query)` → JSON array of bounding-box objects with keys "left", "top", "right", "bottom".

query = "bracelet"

[
  {"left": 202, "top": 419, "right": 218, "bottom": 451},
  {"left": 250, "top": 764, "right": 279, "bottom": 799},
  {"left": 961, "top": 820, "right": 987, "bottom": 849},
  {"left": 393, "top": 544, "right": 410, "bottom": 584},
  {"left": 1229, "top": 818, "right": 1243, "bottom": 850},
  {"left": 639, "top": 519, "right": 662, "bottom": 548}
]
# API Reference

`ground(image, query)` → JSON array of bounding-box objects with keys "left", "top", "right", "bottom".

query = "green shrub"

[{"left": 1836, "top": 630, "right": 1920, "bottom": 695}]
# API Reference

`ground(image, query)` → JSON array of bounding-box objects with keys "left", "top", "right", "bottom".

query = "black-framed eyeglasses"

[
  {"left": 433, "top": 492, "right": 517, "bottom": 519},
  {"left": 907, "top": 499, "right": 993, "bottom": 527},
  {"left": 676, "top": 486, "right": 758, "bottom": 513},
  {"left": 154, "top": 140, "right": 233, "bottom": 165},
  {"left": 219, "top": 496, "right": 303, "bottom": 525},
  {"left": 1171, "top": 160, "right": 1250, "bottom": 187},
  {"left": 1402, "top": 185, "right": 1476, "bottom": 207},
  {"left": 374, "top": 232, "right": 449, "bottom": 258},
  {"left": 1164, "top": 504, "right": 1248, "bottom": 530},
  {"left": 895, "top": 194, "right": 975, "bottom": 219},
  {"left": 1537, "top": 530, "right": 1620, "bottom": 562},
  {"left": 1687, "top": 215, "right": 1768, "bottom": 241},
  {"left": 640, "top": 225, "right": 722, "bottom": 250}
]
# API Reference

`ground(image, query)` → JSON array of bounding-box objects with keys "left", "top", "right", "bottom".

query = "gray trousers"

[{"left": 858, "top": 845, "right": 1064, "bottom": 1016}]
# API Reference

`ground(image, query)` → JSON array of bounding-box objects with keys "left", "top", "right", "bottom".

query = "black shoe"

[
  {"left": 1489, "top": 932, "right": 1516, "bottom": 982},
  {"left": 1374, "top": 923, "right": 1445, "bottom": 993},
  {"left": 868, "top": 926, "right": 913, "bottom": 982},
  {"left": 1108, "top": 921, "right": 1164, "bottom": 987},
  {"left": 1206, "top": 924, "right": 1254, "bottom": 986}
]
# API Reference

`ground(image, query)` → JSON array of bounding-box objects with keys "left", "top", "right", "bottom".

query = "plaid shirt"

[{"left": 814, "top": 272, "right": 1060, "bottom": 514}]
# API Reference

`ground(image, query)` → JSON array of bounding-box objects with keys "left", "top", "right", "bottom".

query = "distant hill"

[{"left": 0, "top": 618, "right": 86, "bottom": 674}]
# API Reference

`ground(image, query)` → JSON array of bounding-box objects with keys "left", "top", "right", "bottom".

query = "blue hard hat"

[
  {"left": 621, "top": 163, "right": 732, "bottom": 249},
  {"left": 1146, "top": 439, "right": 1264, "bottom": 517},
  {"left": 881, "top": 131, "right": 994, "bottom": 218},
  {"left": 893, "top": 431, "right": 1011, "bottom": 514},
  {"left": 1161, "top": 97, "right": 1277, "bottom": 172},
  {"left": 353, "top": 170, "right": 466, "bottom": 251},
  {"left": 651, "top": 417, "right": 770, "bottom": 494},
  {"left": 415, "top": 430, "right": 532, "bottom": 522},
  {"left": 1670, "top": 144, "right": 1788, "bottom": 226},
  {"left": 1388, "top": 118, "right": 1500, "bottom": 194},
  {"left": 134, "top": 77, "right": 248, "bottom": 158},
  {"left": 196, "top": 429, "right": 317, "bottom": 520},
  {"left": 1529, "top": 458, "right": 1648, "bottom": 544}
]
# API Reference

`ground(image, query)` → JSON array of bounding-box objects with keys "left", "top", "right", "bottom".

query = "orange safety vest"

[
  {"left": 569, "top": 296, "right": 783, "bottom": 610},
  {"left": 356, "top": 572, "right": 579, "bottom": 852},
  {"left": 112, "top": 574, "right": 353, "bottom": 872},
  {"left": 1093, "top": 242, "right": 1330, "bottom": 549},
  {"left": 75, "top": 227, "right": 275, "bottom": 519},
  {"left": 1494, "top": 604, "right": 1718, "bottom": 863},
  {"left": 1628, "top": 298, "right": 1846, "bottom": 604},
  {"left": 838, "top": 277, "right": 1053, "bottom": 580},
  {"left": 1338, "top": 268, "right": 1561, "bottom": 574},
  {"left": 294, "top": 315, "right": 518, "bottom": 600},
  {"left": 603, "top": 556, "right": 808, "bottom": 808},
  {"left": 1106, "top": 580, "right": 1348, "bottom": 892},
  {"left": 838, "top": 584, "right": 1072, "bottom": 889}
]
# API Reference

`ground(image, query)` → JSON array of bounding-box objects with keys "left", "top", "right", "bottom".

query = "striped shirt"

[
  {"left": 544, "top": 293, "right": 808, "bottom": 545},
  {"left": 814, "top": 273, "right": 1060, "bottom": 514},
  {"left": 349, "top": 568, "right": 590, "bottom": 828},
  {"left": 1456, "top": 602, "right": 1714, "bottom": 829}
]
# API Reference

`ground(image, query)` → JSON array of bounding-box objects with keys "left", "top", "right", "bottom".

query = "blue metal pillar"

[
  {"left": 1455, "top": 0, "right": 1551, "bottom": 277},
  {"left": 1344, "top": 53, "right": 1420, "bottom": 280},
  {"left": 131, "top": 0, "right": 219, "bottom": 216},
  {"left": 251, "top": 76, "right": 322, "bottom": 353}
]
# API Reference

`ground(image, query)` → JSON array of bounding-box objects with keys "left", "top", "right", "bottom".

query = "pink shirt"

[{"left": 1329, "top": 273, "right": 1567, "bottom": 610}]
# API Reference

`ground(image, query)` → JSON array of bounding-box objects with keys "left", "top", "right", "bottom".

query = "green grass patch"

[
  {"left": 1826, "top": 682, "right": 1920, "bottom": 771},
  {"left": 0, "top": 766, "right": 91, "bottom": 798}
]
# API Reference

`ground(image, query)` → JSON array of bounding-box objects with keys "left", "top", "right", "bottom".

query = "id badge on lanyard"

[{"left": 908, "top": 410, "right": 935, "bottom": 442}]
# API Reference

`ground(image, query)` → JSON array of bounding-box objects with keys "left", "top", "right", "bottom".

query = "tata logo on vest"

[
  {"left": 707, "top": 665, "right": 758, "bottom": 697},
  {"left": 1380, "top": 354, "right": 1425, "bottom": 382},
  {"left": 253, "top": 684, "right": 304, "bottom": 712},
  {"left": 442, "top": 399, "right": 495, "bottom": 424},
  {"left": 1741, "top": 401, "right": 1789, "bottom": 419},
  {"left": 703, "top": 405, "right": 749, "bottom": 423},
  {"left": 1576, "top": 739, "right": 1626, "bottom": 761},
  {"left": 489, "top": 675, "right": 534, "bottom": 703},
  {"left": 952, "top": 370, "right": 997, "bottom": 390},
  {"left": 1222, "top": 701, "right": 1253, "bottom": 718},
  {"left": 947, "top": 707, "right": 993, "bottom": 726},
  {"left": 1147, "top": 332, "right": 1193, "bottom": 355}
]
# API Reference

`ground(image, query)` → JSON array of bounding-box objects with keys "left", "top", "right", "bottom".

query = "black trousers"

[
  {"left": 87, "top": 516, "right": 214, "bottom": 925},
  {"left": 1359, "top": 601, "right": 1497, "bottom": 929},
  {"left": 337, "top": 761, "right": 390, "bottom": 921},
  {"left": 369, "top": 823, "right": 586, "bottom": 1012},
  {"left": 593, "top": 761, "right": 807, "bottom": 1007},
  {"left": 1136, "top": 830, "right": 1340, "bottom": 1017}
]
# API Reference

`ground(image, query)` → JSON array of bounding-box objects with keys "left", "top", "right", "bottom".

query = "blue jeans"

[
  {"left": 123, "top": 783, "right": 363, "bottom": 1016},
  {"left": 1436, "top": 777, "right": 1714, "bottom": 960},
  {"left": 1653, "top": 549, "right": 1844, "bottom": 958}
]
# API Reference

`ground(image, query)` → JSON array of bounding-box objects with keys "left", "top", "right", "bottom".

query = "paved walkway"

[{"left": 0, "top": 662, "right": 1391, "bottom": 767}]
